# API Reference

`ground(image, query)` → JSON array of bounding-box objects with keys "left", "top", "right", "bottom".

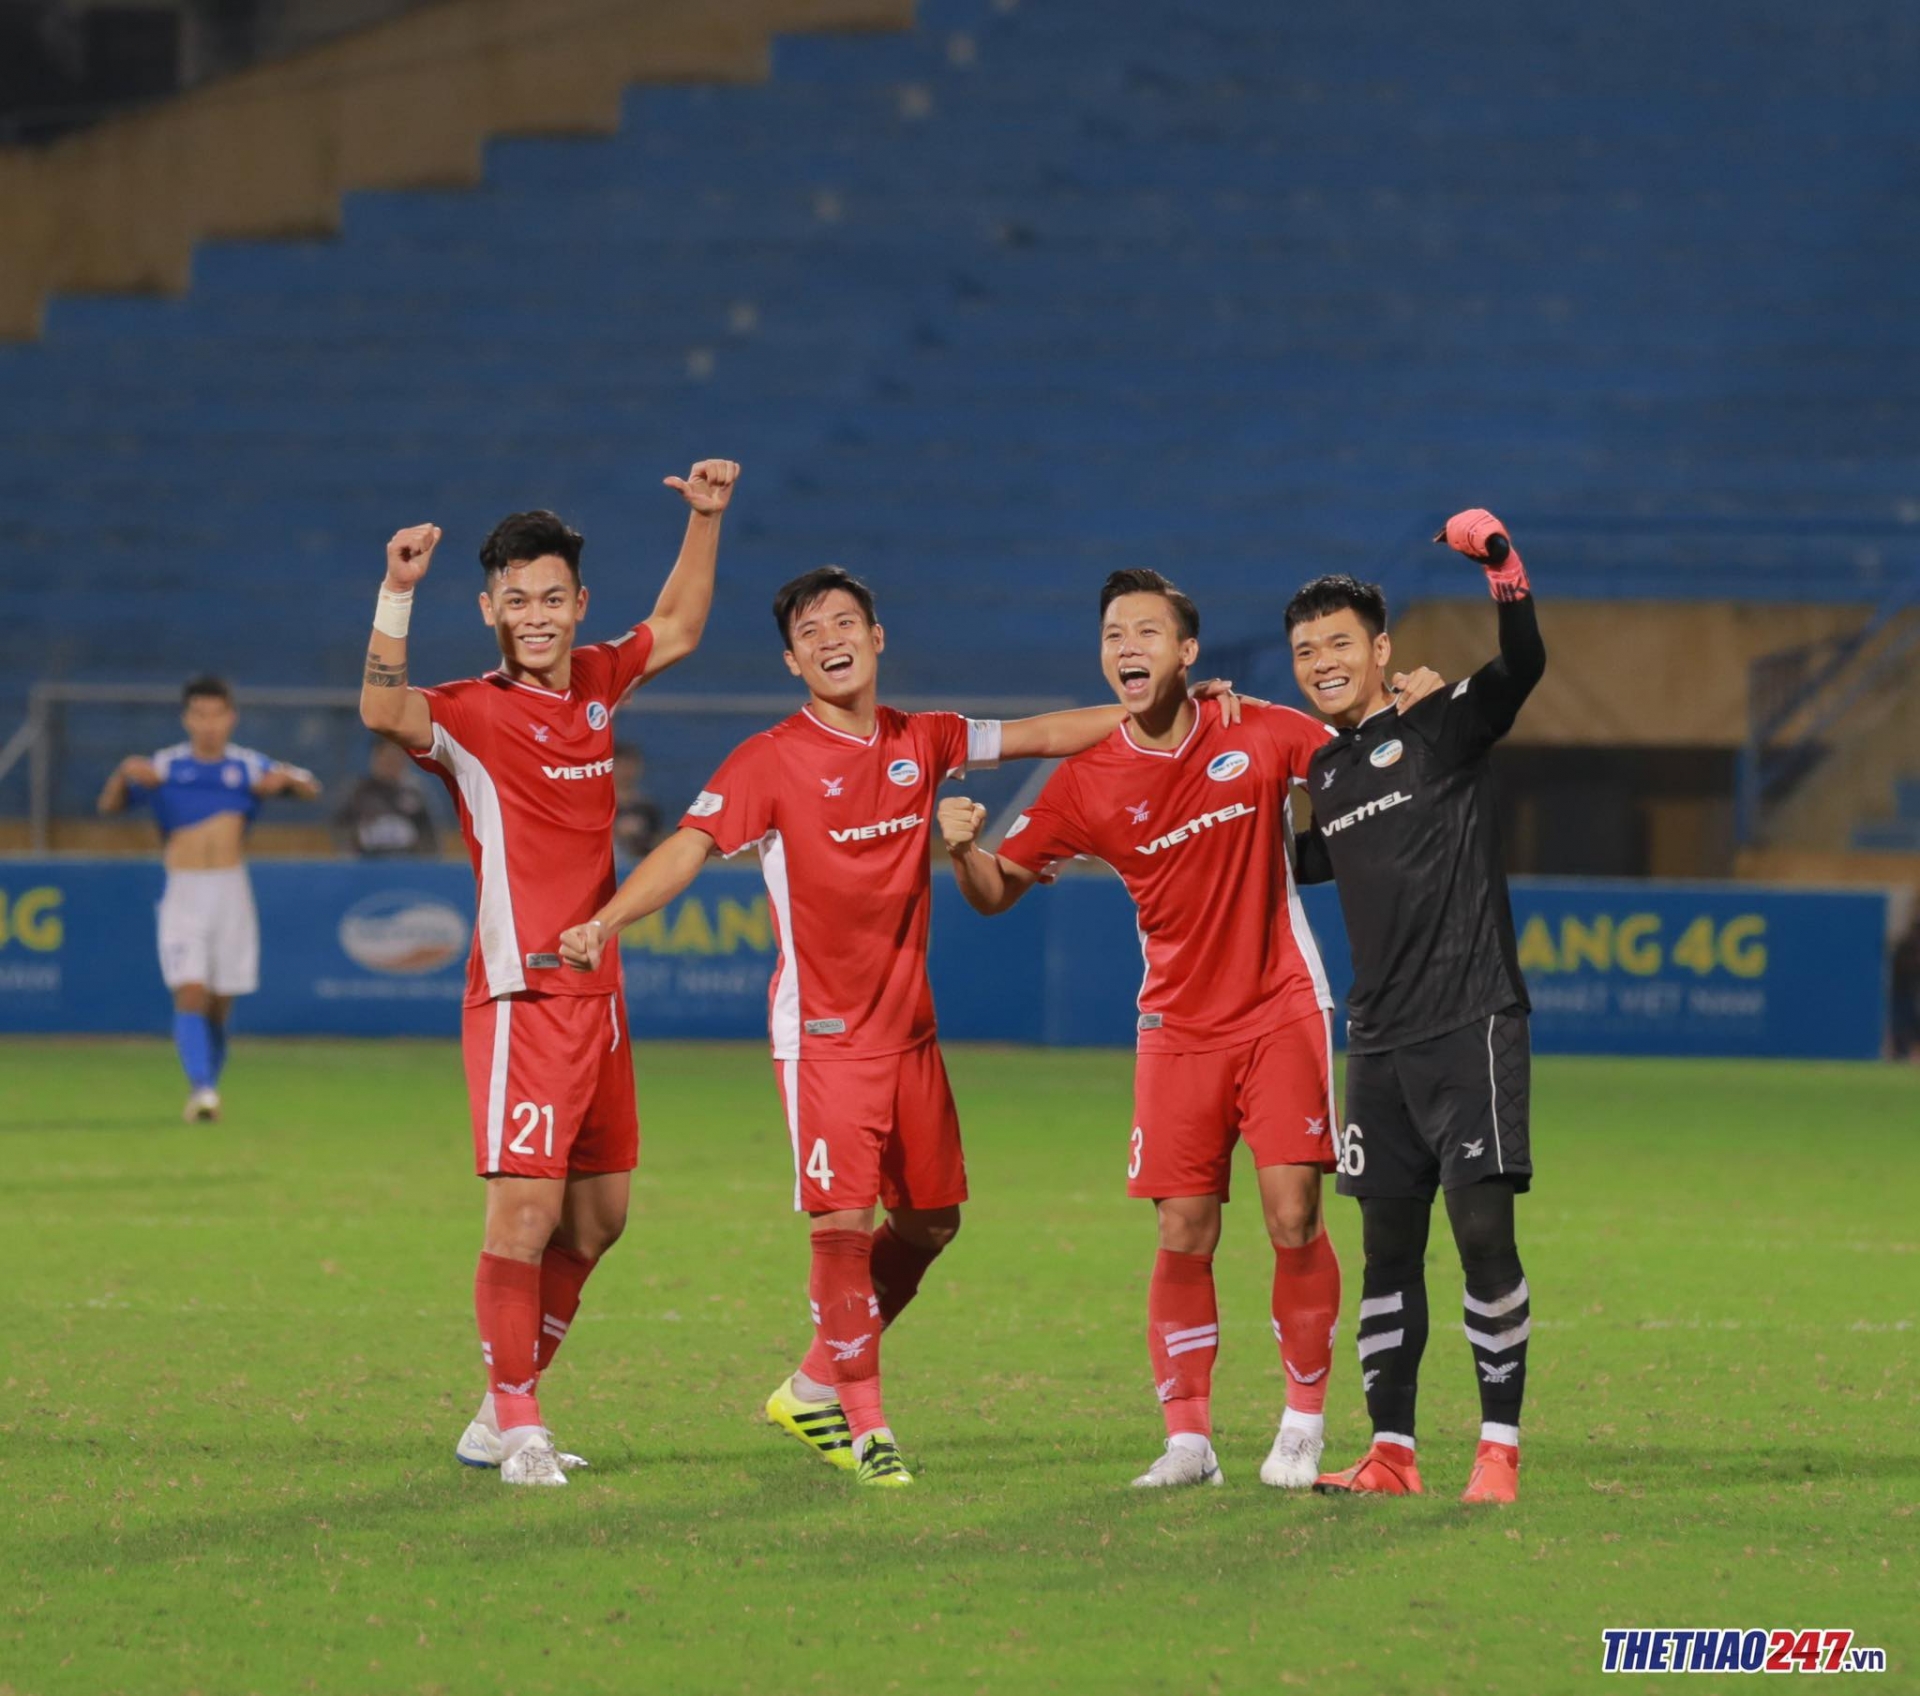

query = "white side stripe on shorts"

[
  {"left": 485, "top": 999, "right": 513, "bottom": 1170},
  {"left": 1486, "top": 1015, "right": 1505, "bottom": 1175}
]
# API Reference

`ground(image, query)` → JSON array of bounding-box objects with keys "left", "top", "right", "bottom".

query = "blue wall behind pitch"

[{"left": 0, "top": 859, "right": 1889, "bottom": 1060}]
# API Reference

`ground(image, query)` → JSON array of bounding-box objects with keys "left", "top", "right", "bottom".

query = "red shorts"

[
  {"left": 1128, "top": 1009, "right": 1337, "bottom": 1200},
  {"left": 462, "top": 991, "right": 639, "bottom": 1180},
  {"left": 772, "top": 1038, "right": 967, "bottom": 1214}
]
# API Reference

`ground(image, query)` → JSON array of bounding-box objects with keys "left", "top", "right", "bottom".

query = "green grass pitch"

[{"left": 3, "top": 1039, "right": 1914, "bottom": 1695}]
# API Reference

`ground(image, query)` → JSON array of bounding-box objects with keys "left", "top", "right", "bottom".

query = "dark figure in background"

[
  {"left": 334, "top": 739, "right": 439, "bottom": 858},
  {"left": 1891, "top": 911, "right": 1920, "bottom": 1061},
  {"left": 612, "top": 742, "right": 663, "bottom": 863}
]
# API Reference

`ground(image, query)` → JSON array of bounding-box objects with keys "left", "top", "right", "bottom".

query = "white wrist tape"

[{"left": 373, "top": 586, "right": 414, "bottom": 639}]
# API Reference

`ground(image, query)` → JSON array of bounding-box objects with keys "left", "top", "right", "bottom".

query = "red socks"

[
  {"left": 535, "top": 1243, "right": 596, "bottom": 1373},
  {"left": 475, "top": 1253, "right": 542, "bottom": 1433},
  {"left": 1148, "top": 1248, "right": 1218, "bottom": 1437},
  {"left": 800, "top": 1220, "right": 944, "bottom": 1386},
  {"left": 1272, "top": 1229, "right": 1342, "bottom": 1415},
  {"left": 809, "top": 1228, "right": 886, "bottom": 1440}
]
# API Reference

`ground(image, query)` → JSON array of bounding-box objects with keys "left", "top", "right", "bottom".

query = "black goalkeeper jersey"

[{"left": 1300, "top": 596, "right": 1545, "bottom": 1054}]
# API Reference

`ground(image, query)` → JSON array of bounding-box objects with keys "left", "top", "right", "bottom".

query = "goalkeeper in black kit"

[{"left": 1286, "top": 509, "right": 1545, "bottom": 1505}]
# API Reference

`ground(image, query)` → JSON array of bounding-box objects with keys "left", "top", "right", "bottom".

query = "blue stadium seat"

[{"left": 2, "top": 0, "right": 1916, "bottom": 815}]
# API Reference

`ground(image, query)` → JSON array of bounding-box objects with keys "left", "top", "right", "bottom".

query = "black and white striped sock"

[{"left": 1462, "top": 1258, "right": 1529, "bottom": 1440}]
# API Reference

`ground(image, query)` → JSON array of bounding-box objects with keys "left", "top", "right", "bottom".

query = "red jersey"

[
  {"left": 413, "top": 625, "right": 655, "bottom": 1006},
  {"left": 997, "top": 699, "right": 1333, "bottom": 1053},
  {"left": 682, "top": 705, "right": 1002, "bottom": 1060}
]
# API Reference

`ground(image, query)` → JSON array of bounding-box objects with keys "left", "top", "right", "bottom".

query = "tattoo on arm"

[{"left": 364, "top": 651, "right": 407, "bottom": 689}]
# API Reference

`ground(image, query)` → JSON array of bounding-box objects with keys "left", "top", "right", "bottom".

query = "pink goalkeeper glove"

[{"left": 1435, "top": 508, "right": 1530, "bottom": 601}]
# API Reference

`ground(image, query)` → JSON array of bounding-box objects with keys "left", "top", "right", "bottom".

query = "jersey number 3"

[{"left": 510, "top": 1101, "right": 555, "bottom": 1159}]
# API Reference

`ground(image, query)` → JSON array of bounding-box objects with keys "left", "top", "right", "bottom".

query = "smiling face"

[
  {"left": 1291, "top": 606, "right": 1394, "bottom": 726},
  {"left": 1101, "top": 592, "right": 1198, "bottom": 718},
  {"left": 782, "top": 587, "right": 884, "bottom": 706},
  {"left": 479, "top": 555, "right": 586, "bottom": 678}
]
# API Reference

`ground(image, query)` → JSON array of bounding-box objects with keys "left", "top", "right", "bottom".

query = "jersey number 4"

[
  {"left": 805, "top": 1137, "right": 836, "bottom": 1192},
  {"left": 509, "top": 1101, "right": 556, "bottom": 1159}
]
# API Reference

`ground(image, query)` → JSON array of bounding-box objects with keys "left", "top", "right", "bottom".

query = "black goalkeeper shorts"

[{"left": 1335, "top": 1007, "right": 1533, "bottom": 1202}]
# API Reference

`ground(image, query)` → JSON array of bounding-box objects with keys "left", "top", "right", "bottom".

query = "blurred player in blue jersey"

[{"left": 98, "top": 676, "right": 321, "bottom": 1122}]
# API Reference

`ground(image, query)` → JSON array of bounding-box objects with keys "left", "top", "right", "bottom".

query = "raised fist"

[
  {"left": 558, "top": 919, "right": 608, "bottom": 972},
  {"left": 385, "top": 524, "right": 442, "bottom": 589},
  {"left": 665, "top": 459, "right": 741, "bottom": 516},
  {"left": 1435, "top": 508, "right": 1530, "bottom": 601},
  {"left": 938, "top": 796, "right": 987, "bottom": 854}
]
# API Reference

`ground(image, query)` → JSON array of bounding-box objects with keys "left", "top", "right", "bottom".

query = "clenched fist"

[
  {"left": 664, "top": 459, "right": 741, "bottom": 517},
  {"left": 938, "top": 797, "right": 987, "bottom": 856},
  {"left": 385, "top": 524, "right": 442, "bottom": 590},
  {"left": 558, "top": 919, "right": 608, "bottom": 972}
]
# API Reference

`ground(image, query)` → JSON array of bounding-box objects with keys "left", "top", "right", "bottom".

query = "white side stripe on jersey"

[
  {"left": 431, "top": 722, "right": 525, "bottom": 998},
  {"left": 760, "top": 829, "right": 803, "bottom": 1061}
]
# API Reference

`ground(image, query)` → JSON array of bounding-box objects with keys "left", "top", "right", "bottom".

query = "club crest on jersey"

[
  {"left": 1370, "top": 738, "right": 1405, "bottom": 768},
  {"left": 222, "top": 765, "right": 243, "bottom": 787},
  {"left": 688, "top": 790, "right": 724, "bottom": 818},
  {"left": 1126, "top": 800, "right": 1151, "bottom": 824},
  {"left": 887, "top": 758, "right": 921, "bottom": 787},
  {"left": 1206, "top": 750, "right": 1250, "bottom": 782},
  {"left": 586, "top": 700, "right": 609, "bottom": 731}
]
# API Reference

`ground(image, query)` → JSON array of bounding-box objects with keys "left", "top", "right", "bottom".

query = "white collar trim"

[
  {"left": 802, "top": 705, "right": 880, "bottom": 747},
  {"left": 487, "top": 670, "right": 571, "bottom": 702},
  {"left": 1121, "top": 702, "right": 1204, "bottom": 761}
]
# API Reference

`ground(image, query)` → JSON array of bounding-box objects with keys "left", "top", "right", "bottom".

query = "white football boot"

[
  {"left": 1131, "top": 1437, "right": 1225, "bottom": 1489},
  {"left": 1260, "top": 1420, "right": 1326, "bottom": 1489},
  {"left": 499, "top": 1430, "right": 567, "bottom": 1488},
  {"left": 456, "top": 1393, "right": 587, "bottom": 1471},
  {"left": 183, "top": 1088, "right": 221, "bottom": 1124}
]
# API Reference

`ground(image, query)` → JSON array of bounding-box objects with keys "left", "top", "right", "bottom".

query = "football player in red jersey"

[
  {"left": 360, "top": 459, "right": 739, "bottom": 1487},
  {"left": 558, "top": 565, "right": 1243, "bottom": 1487},
  {"left": 940, "top": 569, "right": 1440, "bottom": 1489}
]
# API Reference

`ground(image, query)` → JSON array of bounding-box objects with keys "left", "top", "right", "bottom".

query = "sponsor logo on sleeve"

[
  {"left": 1370, "top": 738, "right": 1404, "bottom": 768},
  {"left": 887, "top": 758, "right": 921, "bottom": 787},
  {"left": 688, "top": 790, "right": 724, "bottom": 818},
  {"left": 1206, "top": 750, "right": 1250, "bottom": 782},
  {"left": 1005, "top": 813, "right": 1031, "bottom": 838},
  {"left": 1452, "top": 679, "right": 1470, "bottom": 699},
  {"left": 586, "top": 700, "right": 610, "bottom": 731}
]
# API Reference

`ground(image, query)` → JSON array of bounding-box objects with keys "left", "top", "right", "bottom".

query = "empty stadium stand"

[{"left": 2, "top": 0, "right": 1916, "bottom": 823}]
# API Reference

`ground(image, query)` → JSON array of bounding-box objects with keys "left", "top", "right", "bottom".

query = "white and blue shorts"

[{"left": 156, "top": 866, "right": 260, "bottom": 996}]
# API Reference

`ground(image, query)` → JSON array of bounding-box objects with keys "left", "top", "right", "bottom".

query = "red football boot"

[
  {"left": 1460, "top": 1440, "right": 1520, "bottom": 1504},
  {"left": 1312, "top": 1440, "right": 1424, "bottom": 1496}
]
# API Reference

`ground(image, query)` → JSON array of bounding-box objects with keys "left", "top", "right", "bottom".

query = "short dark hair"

[
  {"left": 182, "top": 675, "right": 232, "bottom": 706},
  {"left": 479, "top": 510, "right": 584, "bottom": 582},
  {"left": 773, "top": 565, "right": 876, "bottom": 643},
  {"left": 1099, "top": 568, "right": 1199, "bottom": 640},
  {"left": 1284, "top": 574, "right": 1389, "bottom": 639}
]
